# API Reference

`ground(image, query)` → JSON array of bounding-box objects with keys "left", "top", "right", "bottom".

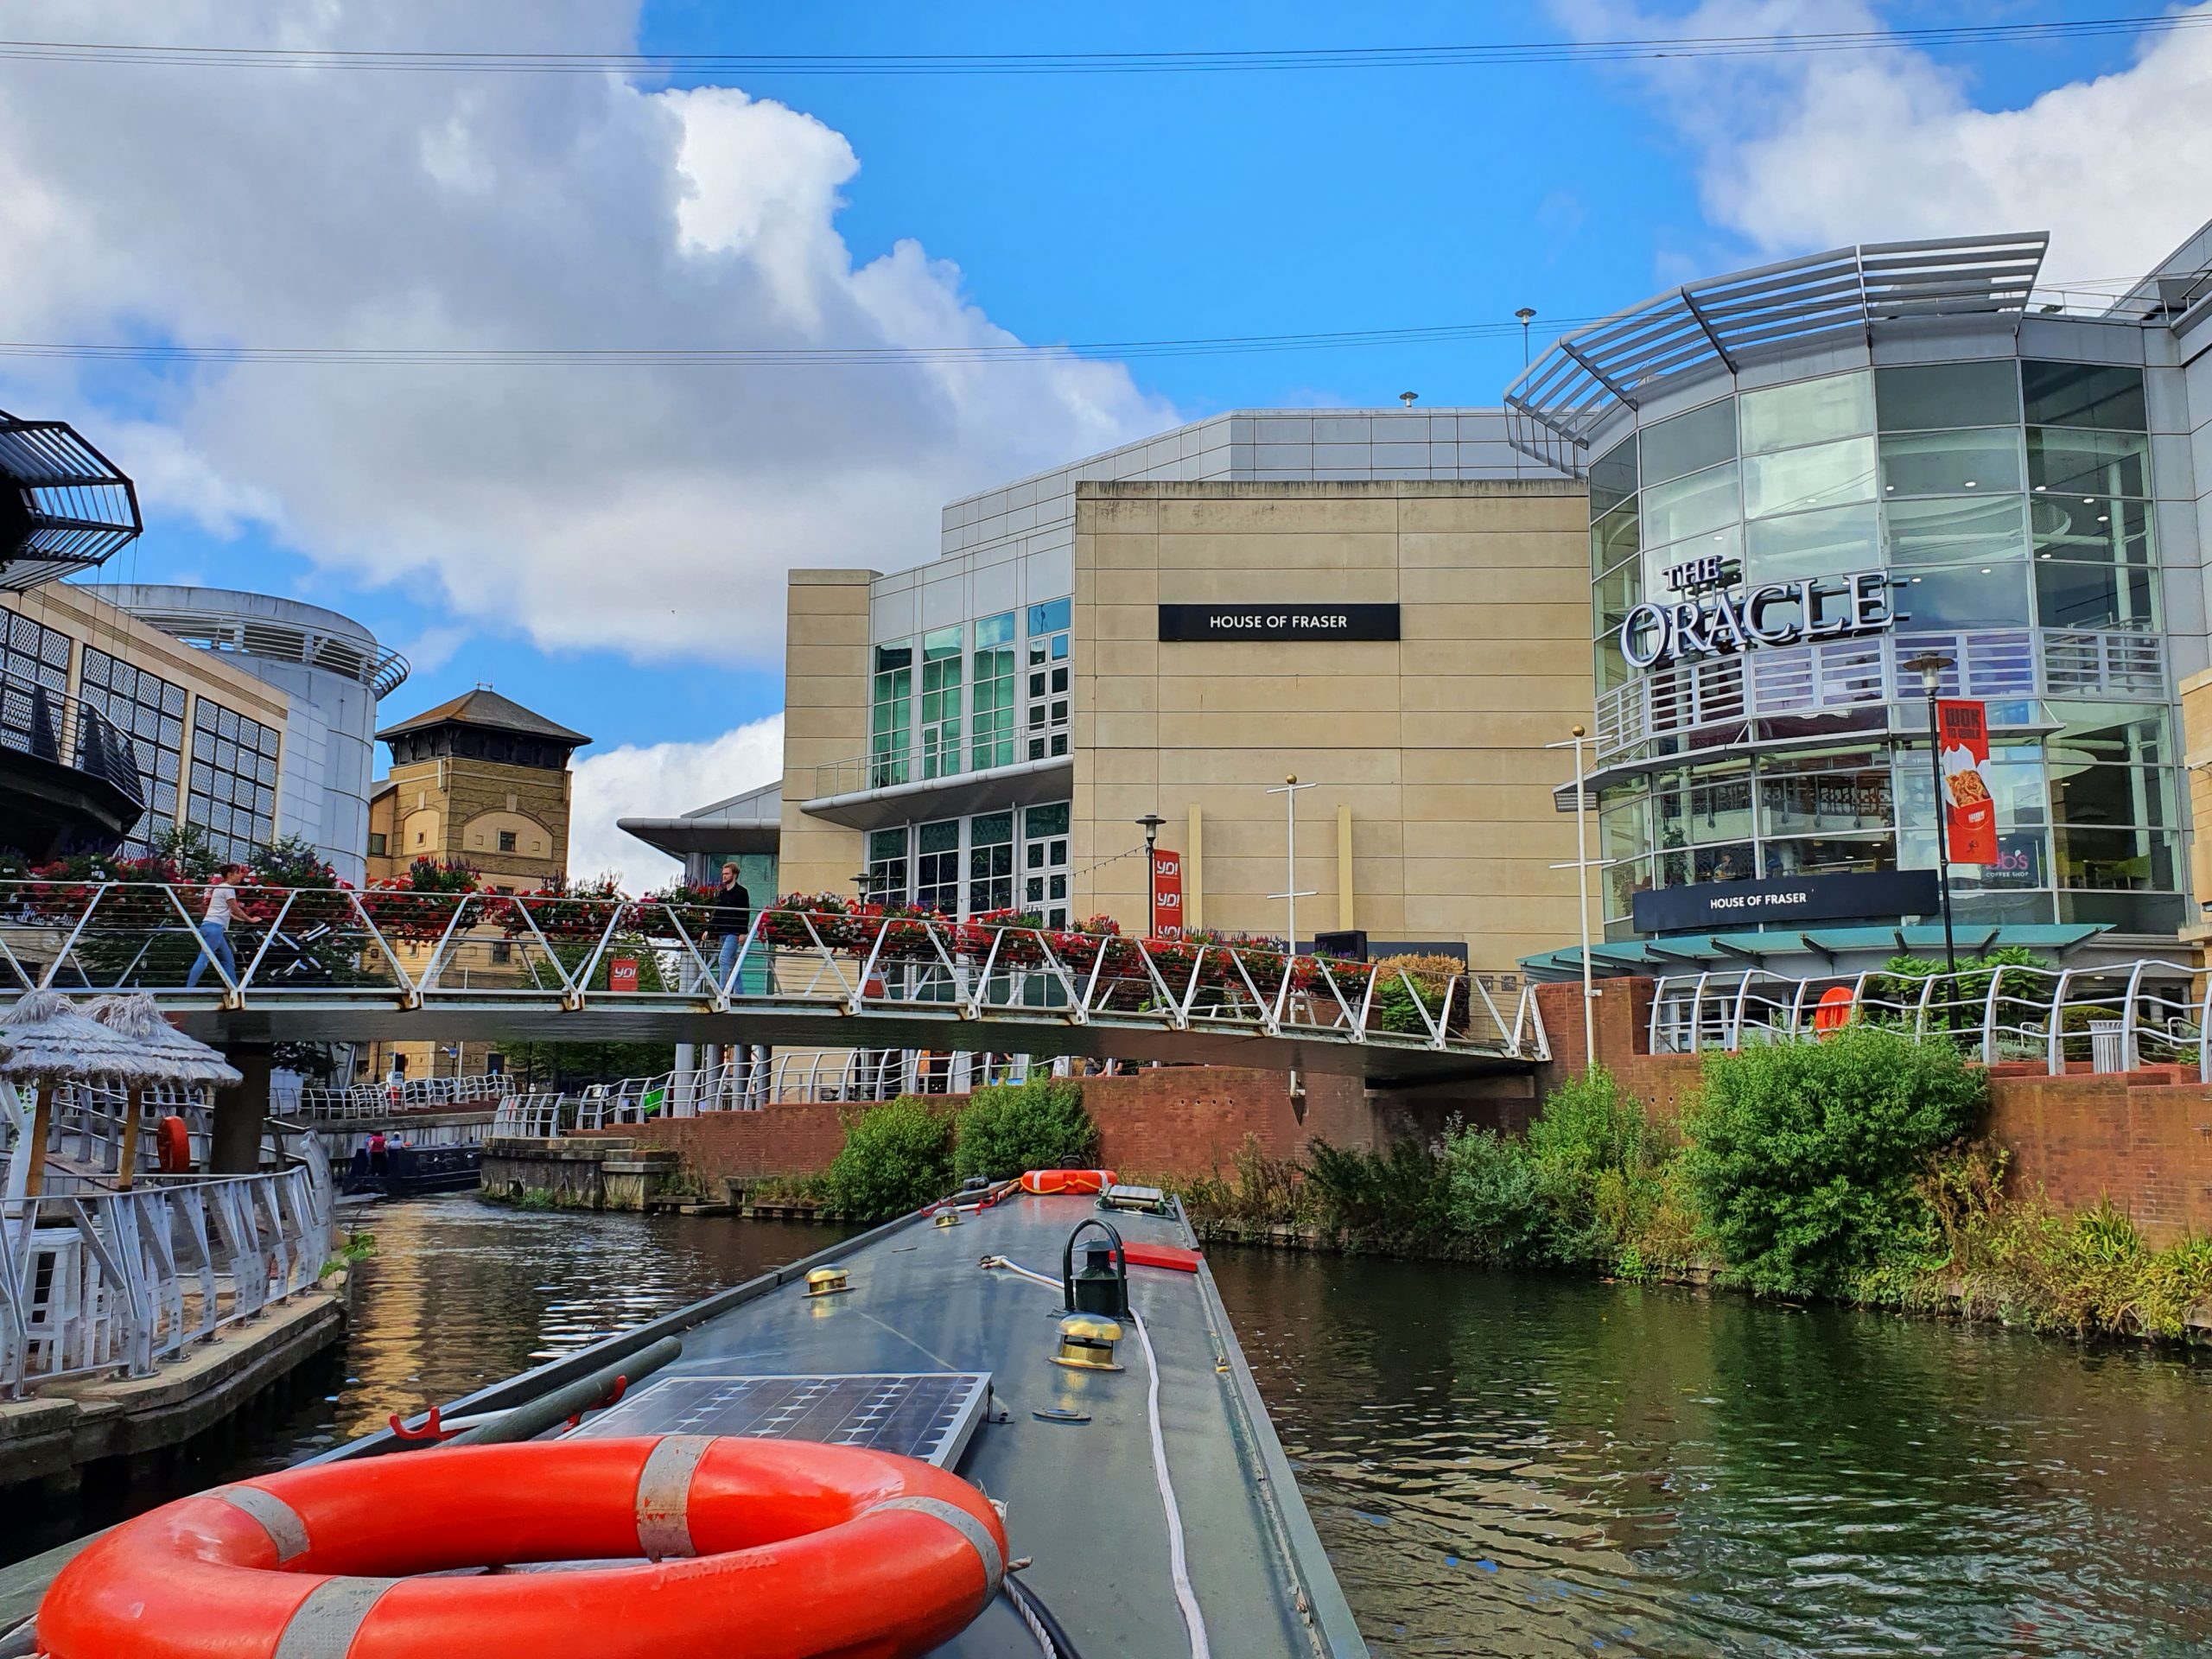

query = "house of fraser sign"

[{"left": 1619, "top": 554, "right": 1901, "bottom": 671}]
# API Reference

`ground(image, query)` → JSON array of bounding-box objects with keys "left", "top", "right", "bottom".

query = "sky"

[{"left": 2, "top": 0, "right": 2209, "bottom": 884}]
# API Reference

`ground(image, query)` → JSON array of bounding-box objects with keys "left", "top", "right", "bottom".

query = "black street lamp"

[
  {"left": 1135, "top": 813, "right": 1167, "bottom": 936},
  {"left": 1903, "top": 651, "right": 1960, "bottom": 980},
  {"left": 852, "top": 869, "right": 873, "bottom": 904}
]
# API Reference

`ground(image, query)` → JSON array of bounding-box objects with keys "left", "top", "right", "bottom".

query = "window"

[
  {"left": 919, "top": 626, "right": 963, "bottom": 780},
  {"left": 1738, "top": 372, "right": 1872, "bottom": 455},
  {"left": 1025, "top": 599, "right": 1071, "bottom": 762},
  {"left": 1591, "top": 498, "right": 1638, "bottom": 578},
  {"left": 968, "top": 810, "right": 1014, "bottom": 915},
  {"left": 1742, "top": 435, "right": 1876, "bottom": 519},
  {"left": 866, "top": 826, "right": 908, "bottom": 905},
  {"left": 1878, "top": 429, "right": 2024, "bottom": 499},
  {"left": 2022, "top": 361, "right": 2146, "bottom": 431},
  {"left": 76, "top": 646, "right": 187, "bottom": 855},
  {"left": 1639, "top": 399, "right": 1734, "bottom": 486},
  {"left": 2035, "top": 558, "right": 2158, "bottom": 632},
  {"left": 869, "top": 643, "right": 912, "bottom": 789},
  {"left": 2033, "top": 495, "right": 2152, "bottom": 567},
  {"left": 1, "top": 612, "right": 73, "bottom": 772},
  {"left": 498, "top": 830, "right": 517, "bottom": 853},
  {"left": 1588, "top": 434, "right": 1637, "bottom": 518},
  {"left": 916, "top": 819, "right": 960, "bottom": 913},
  {"left": 2027, "top": 429, "right": 2149, "bottom": 499},
  {"left": 970, "top": 612, "right": 1016, "bottom": 771},
  {"left": 1891, "top": 563, "right": 2031, "bottom": 630},
  {"left": 1885, "top": 497, "right": 2028, "bottom": 566},
  {"left": 1758, "top": 751, "right": 1893, "bottom": 836},
  {"left": 1744, "top": 506, "right": 1875, "bottom": 585},
  {"left": 368, "top": 832, "right": 387, "bottom": 857},
  {"left": 1021, "top": 802, "right": 1071, "bottom": 926},
  {"left": 1641, "top": 461, "right": 1738, "bottom": 547},
  {"left": 1593, "top": 556, "right": 1641, "bottom": 637},
  {"left": 1876, "top": 361, "right": 2021, "bottom": 431},
  {"left": 185, "top": 697, "right": 281, "bottom": 866}
]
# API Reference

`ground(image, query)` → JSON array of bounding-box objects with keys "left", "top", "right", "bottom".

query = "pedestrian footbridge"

[{"left": 0, "top": 884, "right": 1548, "bottom": 1084}]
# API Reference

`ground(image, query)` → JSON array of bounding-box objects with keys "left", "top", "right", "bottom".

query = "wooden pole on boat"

[
  {"left": 118, "top": 1084, "right": 142, "bottom": 1190},
  {"left": 24, "top": 1081, "right": 54, "bottom": 1198}
]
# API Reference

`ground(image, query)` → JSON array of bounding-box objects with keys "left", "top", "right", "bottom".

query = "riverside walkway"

[{"left": 0, "top": 886, "right": 1548, "bottom": 1084}]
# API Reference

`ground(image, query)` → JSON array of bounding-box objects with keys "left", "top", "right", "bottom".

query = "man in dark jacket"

[{"left": 712, "top": 861, "right": 751, "bottom": 988}]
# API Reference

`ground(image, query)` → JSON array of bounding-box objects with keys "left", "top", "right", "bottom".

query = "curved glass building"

[{"left": 1508, "top": 228, "right": 2212, "bottom": 967}]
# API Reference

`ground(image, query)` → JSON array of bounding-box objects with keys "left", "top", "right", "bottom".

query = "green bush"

[
  {"left": 1440, "top": 1125, "right": 1545, "bottom": 1262},
  {"left": 1524, "top": 1067, "right": 1662, "bottom": 1268},
  {"left": 822, "top": 1096, "right": 954, "bottom": 1219},
  {"left": 1305, "top": 1135, "right": 1458, "bottom": 1251},
  {"left": 952, "top": 1077, "right": 1097, "bottom": 1182},
  {"left": 1687, "top": 1023, "right": 1985, "bottom": 1297}
]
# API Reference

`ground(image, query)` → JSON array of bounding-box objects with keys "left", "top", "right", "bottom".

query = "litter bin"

[{"left": 2088, "top": 1018, "right": 2128, "bottom": 1073}]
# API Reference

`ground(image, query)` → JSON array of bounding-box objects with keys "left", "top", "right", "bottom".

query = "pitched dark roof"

[{"left": 375, "top": 687, "right": 590, "bottom": 746}]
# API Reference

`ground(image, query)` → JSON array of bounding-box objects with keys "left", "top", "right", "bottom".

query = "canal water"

[{"left": 24, "top": 1198, "right": 2212, "bottom": 1656}]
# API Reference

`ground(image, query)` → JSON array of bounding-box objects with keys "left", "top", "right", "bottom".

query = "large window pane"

[
  {"left": 1592, "top": 498, "right": 1638, "bottom": 577},
  {"left": 1594, "top": 637, "right": 1631, "bottom": 696},
  {"left": 1642, "top": 461, "right": 1738, "bottom": 546},
  {"left": 2057, "top": 891, "right": 2183, "bottom": 932},
  {"left": 1640, "top": 399, "right": 1735, "bottom": 486},
  {"left": 1758, "top": 751, "right": 1893, "bottom": 835},
  {"left": 2031, "top": 495, "right": 2152, "bottom": 566},
  {"left": 1885, "top": 496, "right": 2028, "bottom": 566},
  {"left": 2045, "top": 703, "right": 2168, "bottom": 767},
  {"left": 1738, "top": 372, "right": 1872, "bottom": 455},
  {"left": 2051, "top": 824, "right": 2176, "bottom": 891},
  {"left": 2034, "top": 559, "right": 2159, "bottom": 631},
  {"left": 1594, "top": 556, "right": 1642, "bottom": 636},
  {"left": 1876, "top": 360, "right": 2021, "bottom": 431},
  {"left": 1655, "top": 765, "right": 1752, "bottom": 845},
  {"left": 2022, "top": 361, "right": 2146, "bottom": 431},
  {"left": 2027, "top": 428, "right": 2148, "bottom": 498},
  {"left": 1590, "top": 435, "right": 1637, "bottom": 518},
  {"left": 1743, "top": 435, "right": 1877, "bottom": 518},
  {"left": 1744, "top": 504, "right": 1879, "bottom": 584},
  {"left": 2049, "top": 762, "right": 2172, "bottom": 829},
  {"left": 1760, "top": 833, "right": 1894, "bottom": 878},
  {"left": 1893, "top": 562, "right": 2031, "bottom": 629},
  {"left": 1878, "top": 428, "right": 2024, "bottom": 498}
]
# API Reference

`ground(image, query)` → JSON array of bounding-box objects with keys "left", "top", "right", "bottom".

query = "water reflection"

[{"left": 1208, "top": 1250, "right": 2212, "bottom": 1657}]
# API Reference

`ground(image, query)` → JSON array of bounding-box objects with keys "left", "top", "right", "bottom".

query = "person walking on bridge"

[
  {"left": 711, "top": 861, "right": 752, "bottom": 991},
  {"left": 183, "top": 863, "right": 247, "bottom": 990}
]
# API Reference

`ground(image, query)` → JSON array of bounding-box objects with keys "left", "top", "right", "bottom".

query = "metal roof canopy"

[
  {"left": 0, "top": 412, "right": 143, "bottom": 590},
  {"left": 1521, "top": 921, "right": 2113, "bottom": 981},
  {"left": 1505, "top": 232, "right": 2050, "bottom": 473}
]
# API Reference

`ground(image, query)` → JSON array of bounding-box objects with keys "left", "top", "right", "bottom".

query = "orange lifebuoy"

[
  {"left": 1813, "top": 985, "right": 1855, "bottom": 1033},
  {"left": 1019, "top": 1168, "right": 1118, "bottom": 1195},
  {"left": 39, "top": 1435, "right": 1006, "bottom": 1659},
  {"left": 155, "top": 1115, "right": 191, "bottom": 1174}
]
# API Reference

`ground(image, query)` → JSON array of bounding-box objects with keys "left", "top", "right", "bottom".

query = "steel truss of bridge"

[{"left": 0, "top": 884, "right": 1548, "bottom": 1084}]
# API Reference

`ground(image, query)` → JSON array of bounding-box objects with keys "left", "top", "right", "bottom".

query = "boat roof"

[{"left": 322, "top": 1190, "right": 1367, "bottom": 1657}]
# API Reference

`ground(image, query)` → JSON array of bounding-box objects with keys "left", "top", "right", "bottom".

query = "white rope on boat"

[{"left": 1128, "top": 1306, "right": 1211, "bottom": 1659}]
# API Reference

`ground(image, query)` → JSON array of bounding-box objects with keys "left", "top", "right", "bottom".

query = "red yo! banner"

[
  {"left": 1151, "top": 851, "right": 1184, "bottom": 940},
  {"left": 1936, "top": 698, "right": 1998, "bottom": 866}
]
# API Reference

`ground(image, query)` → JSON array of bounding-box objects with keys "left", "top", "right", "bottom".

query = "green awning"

[{"left": 1521, "top": 922, "right": 2114, "bottom": 981}]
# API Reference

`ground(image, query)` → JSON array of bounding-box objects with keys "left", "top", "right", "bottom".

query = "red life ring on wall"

[
  {"left": 155, "top": 1115, "right": 192, "bottom": 1174},
  {"left": 38, "top": 1435, "right": 1006, "bottom": 1659},
  {"left": 1019, "top": 1169, "right": 1118, "bottom": 1195}
]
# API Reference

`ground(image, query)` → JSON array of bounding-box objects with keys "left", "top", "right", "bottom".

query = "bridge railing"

[
  {"left": 0, "top": 1116, "right": 333, "bottom": 1396},
  {"left": 0, "top": 886, "right": 1544, "bottom": 1063},
  {"left": 1646, "top": 958, "right": 2208, "bottom": 1077},
  {"left": 297, "top": 1072, "right": 507, "bottom": 1121}
]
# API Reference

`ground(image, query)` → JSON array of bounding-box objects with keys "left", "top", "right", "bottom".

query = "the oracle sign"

[{"left": 1620, "top": 569, "right": 1899, "bottom": 671}]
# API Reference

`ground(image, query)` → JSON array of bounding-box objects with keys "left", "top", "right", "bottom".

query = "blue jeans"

[
  {"left": 184, "top": 920, "right": 235, "bottom": 988},
  {"left": 717, "top": 932, "right": 741, "bottom": 988}
]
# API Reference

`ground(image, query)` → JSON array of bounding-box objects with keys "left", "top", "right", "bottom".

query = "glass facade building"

[{"left": 1510, "top": 229, "right": 2212, "bottom": 953}]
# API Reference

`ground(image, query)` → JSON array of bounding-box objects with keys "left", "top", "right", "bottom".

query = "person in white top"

[{"left": 183, "top": 864, "right": 247, "bottom": 990}]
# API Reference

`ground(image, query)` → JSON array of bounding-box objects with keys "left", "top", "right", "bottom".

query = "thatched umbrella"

[
  {"left": 0, "top": 990, "right": 180, "bottom": 1197},
  {"left": 83, "top": 995, "right": 242, "bottom": 1188}
]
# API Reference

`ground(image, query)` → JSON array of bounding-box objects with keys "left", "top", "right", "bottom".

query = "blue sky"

[{"left": 3, "top": 1, "right": 2208, "bottom": 878}]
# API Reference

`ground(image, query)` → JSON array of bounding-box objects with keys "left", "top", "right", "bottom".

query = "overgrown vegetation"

[
  {"left": 822, "top": 1096, "right": 955, "bottom": 1219},
  {"left": 1174, "top": 1036, "right": 2211, "bottom": 1345},
  {"left": 951, "top": 1077, "right": 1097, "bottom": 1183},
  {"left": 1686, "top": 1021, "right": 1985, "bottom": 1296}
]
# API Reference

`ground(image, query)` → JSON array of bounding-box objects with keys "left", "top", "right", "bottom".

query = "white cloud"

[
  {"left": 567, "top": 713, "right": 783, "bottom": 890},
  {"left": 0, "top": 2, "right": 1174, "bottom": 664},
  {"left": 1554, "top": 0, "right": 2212, "bottom": 285}
]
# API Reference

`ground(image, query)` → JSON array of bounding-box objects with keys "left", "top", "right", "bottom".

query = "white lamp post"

[{"left": 1265, "top": 774, "right": 1319, "bottom": 948}]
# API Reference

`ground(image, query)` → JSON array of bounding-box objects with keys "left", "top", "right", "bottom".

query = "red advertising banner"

[
  {"left": 1936, "top": 698, "right": 1999, "bottom": 866},
  {"left": 608, "top": 956, "right": 640, "bottom": 993},
  {"left": 1150, "top": 851, "right": 1184, "bottom": 940}
]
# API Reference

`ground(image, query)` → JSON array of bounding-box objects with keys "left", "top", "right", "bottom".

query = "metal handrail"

[
  {"left": 0, "top": 668, "right": 144, "bottom": 807},
  {"left": 1645, "top": 957, "right": 2207, "bottom": 1078}
]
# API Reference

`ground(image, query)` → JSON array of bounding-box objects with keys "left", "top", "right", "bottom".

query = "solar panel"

[{"left": 566, "top": 1372, "right": 992, "bottom": 1469}]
